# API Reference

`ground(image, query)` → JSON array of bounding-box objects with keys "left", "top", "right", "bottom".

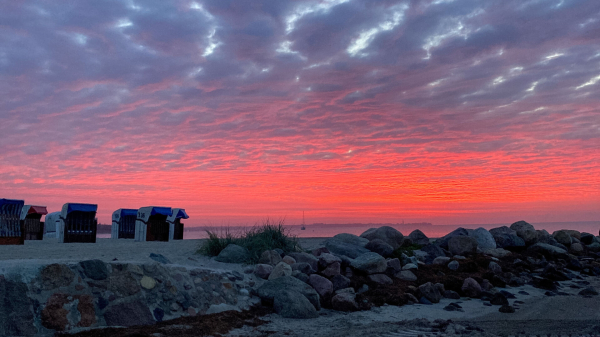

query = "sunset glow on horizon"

[{"left": 1, "top": 0, "right": 599, "bottom": 227}]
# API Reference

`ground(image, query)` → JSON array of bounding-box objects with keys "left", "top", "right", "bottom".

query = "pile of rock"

[{"left": 241, "top": 221, "right": 600, "bottom": 318}]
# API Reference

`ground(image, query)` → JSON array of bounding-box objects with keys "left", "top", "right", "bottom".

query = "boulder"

[
  {"left": 104, "top": 300, "right": 155, "bottom": 327},
  {"left": 436, "top": 228, "right": 469, "bottom": 249},
  {"left": 368, "top": 274, "right": 393, "bottom": 285},
  {"left": 509, "top": 221, "right": 537, "bottom": 245},
  {"left": 330, "top": 274, "right": 351, "bottom": 291},
  {"left": 386, "top": 258, "right": 402, "bottom": 272},
  {"left": 469, "top": 228, "right": 496, "bottom": 250},
  {"left": 461, "top": 278, "right": 482, "bottom": 298},
  {"left": 359, "top": 226, "right": 404, "bottom": 249},
  {"left": 580, "top": 233, "right": 597, "bottom": 245},
  {"left": 527, "top": 243, "right": 568, "bottom": 259},
  {"left": 318, "top": 253, "right": 342, "bottom": 269},
  {"left": 257, "top": 276, "right": 320, "bottom": 310},
  {"left": 489, "top": 226, "right": 516, "bottom": 237},
  {"left": 579, "top": 287, "right": 599, "bottom": 297},
  {"left": 493, "top": 234, "right": 525, "bottom": 250},
  {"left": 254, "top": 264, "right": 273, "bottom": 279},
  {"left": 321, "top": 262, "right": 341, "bottom": 278},
  {"left": 395, "top": 270, "right": 417, "bottom": 281},
  {"left": 570, "top": 243, "right": 584, "bottom": 254},
  {"left": 259, "top": 250, "right": 283, "bottom": 266},
  {"left": 365, "top": 239, "right": 394, "bottom": 257},
  {"left": 408, "top": 229, "right": 430, "bottom": 246},
  {"left": 311, "top": 247, "right": 330, "bottom": 256},
  {"left": 562, "top": 230, "right": 581, "bottom": 240},
  {"left": 274, "top": 290, "right": 319, "bottom": 318},
  {"left": 432, "top": 256, "right": 451, "bottom": 265},
  {"left": 402, "top": 263, "right": 418, "bottom": 270},
  {"left": 324, "top": 239, "right": 370, "bottom": 259},
  {"left": 292, "top": 271, "right": 309, "bottom": 283},
  {"left": 0, "top": 277, "right": 37, "bottom": 336},
  {"left": 288, "top": 252, "right": 319, "bottom": 272},
  {"left": 499, "top": 305, "right": 515, "bottom": 313},
  {"left": 488, "top": 261, "right": 502, "bottom": 275},
  {"left": 490, "top": 292, "right": 508, "bottom": 306},
  {"left": 448, "top": 236, "right": 478, "bottom": 256},
  {"left": 552, "top": 231, "right": 572, "bottom": 247},
  {"left": 291, "top": 262, "right": 315, "bottom": 275},
  {"left": 350, "top": 252, "right": 387, "bottom": 274},
  {"left": 420, "top": 244, "right": 446, "bottom": 263},
  {"left": 309, "top": 274, "right": 333, "bottom": 298},
  {"left": 418, "top": 282, "right": 441, "bottom": 303},
  {"left": 443, "top": 290, "right": 461, "bottom": 299},
  {"left": 447, "top": 260, "right": 459, "bottom": 271},
  {"left": 79, "top": 260, "right": 108, "bottom": 281},
  {"left": 40, "top": 264, "right": 75, "bottom": 290},
  {"left": 331, "top": 292, "right": 359, "bottom": 311},
  {"left": 282, "top": 256, "right": 296, "bottom": 265},
  {"left": 588, "top": 242, "right": 600, "bottom": 252},
  {"left": 332, "top": 233, "right": 369, "bottom": 247},
  {"left": 215, "top": 244, "right": 249, "bottom": 263},
  {"left": 268, "top": 262, "right": 292, "bottom": 280},
  {"left": 484, "top": 248, "right": 512, "bottom": 258}
]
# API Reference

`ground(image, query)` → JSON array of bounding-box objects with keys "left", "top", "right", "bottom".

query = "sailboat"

[{"left": 301, "top": 211, "right": 306, "bottom": 230}]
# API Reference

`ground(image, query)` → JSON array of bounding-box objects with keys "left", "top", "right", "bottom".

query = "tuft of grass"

[
  {"left": 391, "top": 243, "right": 423, "bottom": 259},
  {"left": 198, "top": 218, "right": 301, "bottom": 264}
]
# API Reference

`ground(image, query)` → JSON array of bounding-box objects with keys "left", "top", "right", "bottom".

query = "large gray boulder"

[
  {"left": 408, "top": 229, "right": 430, "bottom": 246},
  {"left": 365, "top": 239, "right": 394, "bottom": 257},
  {"left": 436, "top": 228, "right": 469, "bottom": 249},
  {"left": 469, "top": 228, "right": 496, "bottom": 250},
  {"left": 332, "top": 233, "right": 369, "bottom": 247},
  {"left": 331, "top": 292, "right": 359, "bottom": 311},
  {"left": 553, "top": 230, "right": 572, "bottom": 247},
  {"left": 419, "top": 244, "right": 446, "bottom": 264},
  {"left": 489, "top": 226, "right": 516, "bottom": 237},
  {"left": 448, "top": 236, "right": 478, "bottom": 256},
  {"left": 510, "top": 221, "right": 538, "bottom": 245},
  {"left": 324, "top": 238, "right": 370, "bottom": 259},
  {"left": 268, "top": 262, "right": 292, "bottom": 280},
  {"left": 259, "top": 250, "right": 283, "bottom": 266},
  {"left": 493, "top": 234, "right": 525, "bottom": 249},
  {"left": 288, "top": 252, "right": 319, "bottom": 272},
  {"left": 308, "top": 274, "right": 333, "bottom": 298},
  {"left": 418, "top": 282, "right": 441, "bottom": 303},
  {"left": 215, "top": 244, "right": 249, "bottom": 263},
  {"left": 256, "top": 276, "right": 321, "bottom": 310},
  {"left": 360, "top": 226, "right": 404, "bottom": 249},
  {"left": 461, "top": 278, "right": 482, "bottom": 298},
  {"left": 580, "top": 233, "right": 597, "bottom": 245},
  {"left": 527, "top": 243, "right": 568, "bottom": 259},
  {"left": 350, "top": 252, "right": 387, "bottom": 274},
  {"left": 273, "top": 290, "right": 319, "bottom": 319}
]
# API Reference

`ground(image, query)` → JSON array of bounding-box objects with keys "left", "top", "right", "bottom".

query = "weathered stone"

[
  {"left": 570, "top": 243, "right": 584, "bottom": 254},
  {"left": 510, "top": 221, "right": 538, "bottom": 245},
  {"left": 432, "top": 256, "right": 450, "bottom": 265},
  {"left": 0, "top": 276, "right": 37, "bottom": 336},
  {"left": 311, "top": 247, "right": 330, "bottom": 256},
  {"left": 563, "top": 230, "right": 581, "bottom": 240},
  {"left": 41, "top": 293, "right": 96, "bottom": 331},
  {"left": 274, "top": 290, "right": 319, "bottom": 318},
  {"left": 350, "top": 252, "right": 387, "bottom": 274},
  {"left": 104, "top": 301, "right": 155, "bottom": 327},
  {"left": 553, "top": 230, "right": 572, "bottom": 247},
  {"left": 461, "top": 278, "right": 482, "bottom": 298},
  {"left": 331, "top": 292, "right": 359, "bottom": 311},
  {"left": 259, "top": 250, "right": 283, "bottom": 266},
  {"left": 448, "top": 236, "right": 478, "bottom": 256},
  {"left": 493, "top": 234, "right": 525, "bottom": 249},
  {"left": 490, "top": 293, "right": 508, "bottom": 306},
  {"left": 79, "top": 260, "right": 108, "bottom": 280},
  {"left": 330, "top": 274, "right": 351, "bottom": 291},
  {"left": 488, "top": 261, "right": 502, "bottom": 275},
  {"left": 254, "top": 264, "right": 273, "bottom": 279},
  {"left": 324, "top": 238, "right": 370, "bottom": 259},
  {"left": 447, "top": 260, "right": 459, "bottom": 271},
  {"left": 288, "top": 252, "right": 319, "bottom": 272},
  {"left": 365, "top": 239, "right": 394, "bottom": 257},
  {"left": 484, "top": 248, "right": 512, "bottom": 258},
  {"left": 332, "top": 233, "right": 369, "bottom": 247},
  {"left": 215, "top": 244, "right": 249, "bottom": 263},
  {"left": 386, "top": 258, "right": 402, "bottom": 272},
  {"left": 489, "top": 226, "right": 516, "bottom": 237},
  {"left": 368, "top": 274, "right": 393, "bottom": 285},
  {"left": 268, "top": 262, "right": 293, "bottom": 280},
  {"left": 282, "top": 255, "right": 296, "bottom": 265},
  {"left": 408, "top": 229, "right": 430, "bottom": 246},
  {"left": 395, "top": 270, "right": 417, "bottom": 281},
  {"left": 434, "top": 283, "right": 446, "bottom": 295},
  {"left": 40, "top": 264, "right": 75, "bottom": 290},
  {"left": 360, "top": 226, "right": 404, "bottom": 249},
  {"left": 420, "top": 244, "right": 446, "bottom": 263},
  {"left": 309, "top": 274, "right": 333, "bottom": 298},
  {"left": 291, "top": 262, "right": 315, "bottom": 275},
  {"left": 443, "top": 290, "right": 461, "bottom": 299},
  {"left": 256, "top": 276, "right": 320, "bottom": 310},
  {"left": 580, "top": 233, "right": 596, "bottom": 245},
  {"left": 527, "top": 243, "right": 568, "bottom": 259},
  {"left": 436, "top": 228, "right": 469, "bottom": 249},
  {"left": 108, "top": 271, "right": 141, "bottom": 297},
  {"left": 579, "top": 287, "right": 599, "bottom": 297},
  {"left": 418, "top": 282, "right": 441, "bottom": 303},
  {"left": 321, "top": 262, "right": 341, "bottom": 278},
  {"left": 469, "top": 228, "right": 496, "bottom": 250},
  {"left": 588, "top": 242, "right": 600, "bottom": 252},
  {"left": 140, "top": 276, "right": 157, "bottom": 290},
  {"left": 499, "top": 305, "right": 515, "bottom": 313},
  {"left": 402, "top": 263, "right": 418, "bottom": 270},
  {"left": 318, "top": 253, "right": 342, "bottom": 269}
]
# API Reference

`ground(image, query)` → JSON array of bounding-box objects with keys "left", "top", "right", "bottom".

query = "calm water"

[{"left": 97, "top": 221, "right": 600, "bottom": 240}]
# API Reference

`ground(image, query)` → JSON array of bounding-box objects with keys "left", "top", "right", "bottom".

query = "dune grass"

[{"left": 198, "top": 219, "right": 301, "bottom": 264}]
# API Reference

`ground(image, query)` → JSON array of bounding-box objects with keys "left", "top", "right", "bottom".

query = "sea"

[{"left": 97, "top": 221, "right": 600, "bottom": 240}]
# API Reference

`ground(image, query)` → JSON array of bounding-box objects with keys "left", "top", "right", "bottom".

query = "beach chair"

[
  {"left": 134, "top": 206, "right": 172, "bottom": 242},
  {"left": 44, "top": 212, "right": 61, "bottom": 238},
  {"left": 111, "top": 209, "right": 137, "bottom": 239},
  {"left": 58, "top": 203, "right": 98, "bottom": 243},
  {"left": 20, "top": 205, "right": 48, "bottom": 240},
  {"left": 0, "top": 199, "right": 25, "bottom": 245},
  {"left": 167, "top": 208, "right": 189, "bottom": 240}
]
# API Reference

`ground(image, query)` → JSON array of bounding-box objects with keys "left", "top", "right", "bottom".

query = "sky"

[{"left": 1, "top": 0, "right": 599, "bottom": 227}]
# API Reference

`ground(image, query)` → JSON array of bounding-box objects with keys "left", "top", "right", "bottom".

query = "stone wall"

[{"left": 0, "top": 259, "right": 253, "bottom": 336}]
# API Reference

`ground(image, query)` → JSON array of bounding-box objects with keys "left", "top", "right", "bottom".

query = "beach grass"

[{"left": 198, "top": 218, "right": 300, "bottom": 264}]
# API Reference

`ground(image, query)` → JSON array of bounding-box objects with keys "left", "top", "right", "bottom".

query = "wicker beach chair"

[
  {"left": 167, "top": 208, "right": 189, "bottom": 240},
  {"left": 20, "top": 205, "right": 48, "bottom": 240},
  {"left": 0, "top": 199, "right": 25, "bottom": 245},
  {"left": 58, "top": 203, "right": 98, "bottom": 243},
  {"left": 134, "top": 206, "right": 172, "bottom": 242},
  {"left": 111, "top": 208, "right": 137, "bottom": 239}
]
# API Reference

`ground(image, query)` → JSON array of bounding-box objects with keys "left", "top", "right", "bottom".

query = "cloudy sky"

[{"left": 1, "top": 0, "right": 599, "bottom": 226}]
